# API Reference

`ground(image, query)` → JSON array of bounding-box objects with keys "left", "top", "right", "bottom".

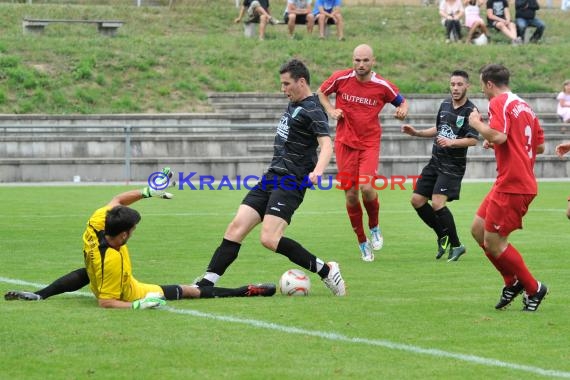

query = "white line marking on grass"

[
  {"left": 2, "top": 276, "right": 569, "bottom": 379},
  {"left": 165, "top": 307, "right": 570, "bottom": 379}
]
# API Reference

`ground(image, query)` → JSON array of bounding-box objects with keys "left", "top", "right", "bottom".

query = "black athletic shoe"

[
  {"left": 522, "top": 282, "right": 548, "bottom": 312},
  {"left": 245, "top": 283, "right": 276, "bottom": 297},
  {"left": 495, "top": 281, "right": 524, "bottom": 310},
  {"left": 447, "top": 245, "right": 466, "bottom": 262},
  {"left": 4, "top": 290, "right": 42, "bottom": 301},
  {"left": 436, "top": 236, "right": 449, "bottom": 260}
]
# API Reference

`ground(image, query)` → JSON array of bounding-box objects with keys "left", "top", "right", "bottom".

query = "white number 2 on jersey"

[{"left": 525, "top": 125, "right": 533, "bottom": 158}]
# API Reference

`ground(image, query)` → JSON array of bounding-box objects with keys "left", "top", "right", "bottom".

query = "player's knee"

[
  {"left": 470, "top": 220, "right": 483, "bottom": 243},
  {"left": 345, "top": 193, "right": 359, "bottom": 205},
  {"left": 410, "top": 193, "right": 426, "bottom": 208},
  {"left": 225, "top": 220, "right": 247, "bottom": 242},
  {"left": 260, "top": 234, "right": 278, "bottom": 251},
  {"left": 431, "top": 200, "right": 446, "bottom": 210}
]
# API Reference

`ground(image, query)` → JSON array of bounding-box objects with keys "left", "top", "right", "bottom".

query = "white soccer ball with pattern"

[
  {"left": 473, "top": 33, "right": 488, "bottom": 45},
  {"left": 279, "top": 269, "right": 311, "bottom": 296}
]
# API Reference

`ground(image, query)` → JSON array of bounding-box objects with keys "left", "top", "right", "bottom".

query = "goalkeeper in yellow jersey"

[{"left": 5, "top": 168, "right": 275, "bottom": 309}]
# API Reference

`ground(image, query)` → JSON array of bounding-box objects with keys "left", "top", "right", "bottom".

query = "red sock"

[
  {"left": 347, "top": 203, "right": 366, "bottom": 243},
  {"left": 363, "top": 195, "right": 379, "bottom": 229},
  {"left": 496, "top": 244, "right": 538, "bottom": 295},
  {"left": 485, "top": 251, "right": 516, "bottom": 286}
]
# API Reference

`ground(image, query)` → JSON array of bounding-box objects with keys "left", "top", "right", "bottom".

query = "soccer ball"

[
  {"left": 279, "top": 269, "right": 311, "bottom": 296},
  {"left": 473, "top": 33, "right": 488, "bottom": 46}
]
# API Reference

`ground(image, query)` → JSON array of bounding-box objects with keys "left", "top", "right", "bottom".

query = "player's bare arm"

[
  {"left": 309, "top": 135, "right": 333, "bottom": 184},
  {"left": 468, "top": 109, "right": 507, "bottom": 145},
  {"left": 482, "top": 139, "right": 494, "bottom": 149},
  {"left": 98, "top": 298, "right": 133, "bottom": 309},
  {"left": 319, "top": 6, "right": 333, "bottom": 18},
  {"left": 394, "top": 99, "right": 408, "bottom": 121},
  {"left": 555, "top": 142, "right": 570, "bottom": 157},
  {"left": 316, "top": 89, "right": 343, "bottom": 120},
  {"left": 107, "top": 190, "right": 145, "bottom": 208},
  {"left": 234, "top": 6, "right": 245, "bottom": 23},
  {"left": 401, "top": 125, "right": 437, "bottom": 138},
  {"left": 436, "top": 136, "right": 478, "bottom": 148}
]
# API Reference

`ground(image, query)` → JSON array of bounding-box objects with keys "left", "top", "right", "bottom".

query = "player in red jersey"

[
  {"left": 468, "top": 63, "right": 547, "bottom": 312},
  {"left": 317, "top": 43, "right": 408, "bottom": 262}
]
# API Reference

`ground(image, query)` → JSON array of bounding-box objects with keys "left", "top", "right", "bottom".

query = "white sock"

[
  {"left": 315, "top": 258, "right": 325, "bottom": 273},
  {"left": 203, "top": 272, "right": 220, "bottom": 285}
]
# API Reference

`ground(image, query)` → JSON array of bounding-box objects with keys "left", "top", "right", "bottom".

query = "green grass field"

[{"left": 1, "top": 182, "right": 569, "bottom": 379}]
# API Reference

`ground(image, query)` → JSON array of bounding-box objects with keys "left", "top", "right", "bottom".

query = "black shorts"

[
  {"left": 283, "top": 13, "right": 310, "bottom": 24},
  {"left": 413, "top": 164, "right": 463, "bottom": 202},
  {"left": 316, "top": 13, "right": 336, "bottom": 24},
  {"left": 488, "top": 21, "right": 506, "bottom": 31},
  {"left": 241, "top": 172, "right": 307, "bottom": 224}
]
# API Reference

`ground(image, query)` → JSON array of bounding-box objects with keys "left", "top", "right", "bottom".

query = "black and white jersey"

[
  {"left": 268, "top": 94, "right": 330, "bottom": 179},
  {"left": 429, "top": 98, "right": 479, "bottom": 177}
]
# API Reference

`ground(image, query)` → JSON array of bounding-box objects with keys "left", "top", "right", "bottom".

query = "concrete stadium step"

[
  {"left": 0, "top": 133, "right": 276, "bottom": 158},
  {"left": 0, "top": 156, "right": 274, "bottom": 182},
  {"left": 208, "top": 92, "right": 559, "bottom": 116},
  {"left": 3, "top": 120, "right": 562, "bottom": 138},
  {"left": 380, "top": 112, "right": 562, "bottom": 125},
  {"left": 0, "top": 113, "right": 280, "bottom": 129},
  {"left": 3, "top": 128, "right": 567, "bottom": 161},
  {"left": 208, "top": 92, "right": 288, "bottom": 105},
  {"left": 380, "top": 154, "right": 569, "bottom": 179},
  {"left": 381, "top": 121, "right": 566, "bottom": 135},
  {"left": 249, "top": 135, "right": 570, "bottom": 162},
  {"left": 3, "top": 154, "right": 566, "bottom": 182},
  {"left": 1, "top": 101, "right": 566, "bottom": 182},
  {"left": 208, "top": 92, "right": 564, "bottom": 134}
]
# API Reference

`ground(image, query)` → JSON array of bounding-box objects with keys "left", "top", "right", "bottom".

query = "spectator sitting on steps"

[
  {"left": 439, "top": 0, "right": 464, "bottom": 43},
  {"left": 313, "top": 0, "right": 345, "bottom": 41},
  {"left": 557, "top": 79, "right": 570, "bottom": 133},
  {"left": 515, "top": 0, "right": 545, "bottom": 44},
  {"left": 284, "top": 0, "right": 315, "bottom": 39},
  {"left": 486, "top": 0, "right": 521, "bottom": 45},
  {"left": 464, "top": 0, "right": 490, "bottom": 44},
  {"left": 235, "top": 0, "right": 280, "bottom": 41}
]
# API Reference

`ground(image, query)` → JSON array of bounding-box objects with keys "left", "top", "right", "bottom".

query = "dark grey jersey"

[
  {"left": 268, "top": 94, "right": 330, "bottom": 179},
  {"left": 429, "top": 98, "right": 479, "bottom": 177}
]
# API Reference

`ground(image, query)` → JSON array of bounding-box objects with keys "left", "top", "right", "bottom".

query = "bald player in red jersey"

[
  {"left": 317, "top": 43, "right": 408, "bottom": 262},
  {"left": 469, "top": 63, "right": 547, "bottom": 312}
]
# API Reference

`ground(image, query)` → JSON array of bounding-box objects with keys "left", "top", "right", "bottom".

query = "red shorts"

[
  {"left": 335, "top": 141, "right": 379, "bottom": 190},
  {"left": 476, "top": 189, "right": 535, "bottom": 236}
]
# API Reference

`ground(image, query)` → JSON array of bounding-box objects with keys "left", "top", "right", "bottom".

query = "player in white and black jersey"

[
  {"left": 194, "top": 59, "right": 346, "bottom": 296},
  {"left": 402, "top": 70, "right": 479, "bottom": 262}
]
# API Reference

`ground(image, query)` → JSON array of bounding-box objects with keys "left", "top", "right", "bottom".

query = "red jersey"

[
  {"left": 488, "top": 92, "right": 544, "bottom": 194},
  {"left": 320, "top": 69, "right": 400, "bottom": 149}
]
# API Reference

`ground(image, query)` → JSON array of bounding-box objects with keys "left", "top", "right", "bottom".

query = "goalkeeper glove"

[
  {"left": 142, "top": 167, "right": 176, "bottom": 199},
  {"left": 132, "top": 295, "right": 166, "bottom": 310}
]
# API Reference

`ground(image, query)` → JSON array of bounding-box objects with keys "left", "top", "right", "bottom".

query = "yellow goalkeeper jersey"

[{"left": 83, "top": 206, "right": 161, "bottom": 302}]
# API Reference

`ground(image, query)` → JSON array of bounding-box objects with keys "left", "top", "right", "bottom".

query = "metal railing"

[{"left": 0, "top": 122, "right": 278, "bottom": 182}]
